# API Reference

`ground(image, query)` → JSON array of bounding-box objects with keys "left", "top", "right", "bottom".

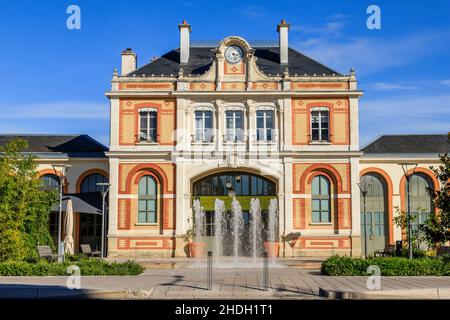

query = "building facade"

[
  {"left": 2, "top": 21, "right": 447, "bottom": 259},
  {"left": 103, "top": 20, "right": 447, "bottom": 258}
]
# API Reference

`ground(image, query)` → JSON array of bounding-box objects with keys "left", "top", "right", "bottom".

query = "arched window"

[
  {"left": 41, "top": 174, "right": 59, "bottom": 190},
  {"left": 360, "top": 173, "right": 387, "bottom": 237},
  {"left": 138, "top": 175, "right": 157, "bottom": 224},
  {"left": 311, "top": 175, "right": 331, "bottom": 223},
  {"left": 193, "top": 172, "right": 276, "bottom": 197},
  {"left": 407, "top": 173, "right": 433, "bottom": 231},
  {"left": 80, "top": 174, "right": 108, "bottom": 193}
]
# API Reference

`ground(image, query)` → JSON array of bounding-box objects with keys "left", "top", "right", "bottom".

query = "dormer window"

[
  {"left": 139, "top": 108, "right": 157, "bottom": 142},
  {"left": 310, "top": 107, "right": 329, "bottom": 142}
]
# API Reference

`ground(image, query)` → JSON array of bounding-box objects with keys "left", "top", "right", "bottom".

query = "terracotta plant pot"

[
  {"left": 188, "top": 242, "right": 206, "bottom": 258},
  {"left": 263, "top": 241, "right": 280, "bottom": 258}
]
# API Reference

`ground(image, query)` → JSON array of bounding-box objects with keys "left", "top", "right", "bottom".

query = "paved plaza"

[{"left": 1, "top": 259, "right": 450, "bottom": 299}]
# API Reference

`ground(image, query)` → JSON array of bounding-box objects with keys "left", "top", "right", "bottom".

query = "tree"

[
  {"left": 0, "top": 139, "right": 57, "bottom": 261},
  {"left": 420, "top": 133, "right": 450, "bottom": 247}
]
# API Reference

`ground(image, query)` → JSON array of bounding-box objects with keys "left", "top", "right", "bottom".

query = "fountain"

[
  {"left": 231, "top": 196, "right": 244, "bottom": 266},
  {"left": 191, "top": 199, "right": 206, "bottom": 262},
  {"left": 213, "top": 198, "right": 225, "bottom": 265},
  {"left": 249, "top": 198, "right": 263, "bottom": 264},
  {"left": 265, "top": 198, "right": 279, "bottom": 263}
]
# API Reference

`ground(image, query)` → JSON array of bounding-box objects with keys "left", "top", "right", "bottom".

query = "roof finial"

[
  {"left": 113, "top": 68, "right": 118, "bottom": 77},
  {"left": 178, "top": 67, "right": 184, "bottom": 78}
]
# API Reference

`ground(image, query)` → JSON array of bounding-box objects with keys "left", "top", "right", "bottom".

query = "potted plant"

[
  {"left": 181, "top": 216, "right": 206, "bottom": 258},
  {"left": 263, "top": 240, "right": 280, "bottom": 258}
]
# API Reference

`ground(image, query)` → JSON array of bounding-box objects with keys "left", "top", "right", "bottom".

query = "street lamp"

[
  {"left": 400, "top": 163, "right": 418, "bottom": 260},
  {"left": 52, "top": 164, "right": 71, "bottom": 263},
  {"left": 358, "top": 182, "right": 371, "bottom": 258},
  {"left": 96, "top": 182, "right": 111, "bottom": 259}
]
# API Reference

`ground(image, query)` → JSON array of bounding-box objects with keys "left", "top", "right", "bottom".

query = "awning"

[{"left": 52, "top": 192, "right": 103, "bottom": 215}]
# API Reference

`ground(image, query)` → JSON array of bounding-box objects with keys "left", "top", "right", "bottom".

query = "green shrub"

[
  {"left": 0, "top": 259, "right": 144, "bottom": 276},
  {"left": 321, "top": 255, "right": 450, "bottom": 276}
]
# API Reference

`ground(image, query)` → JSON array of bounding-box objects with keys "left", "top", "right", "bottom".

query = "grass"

[
  {"left": 0, "top": 256, "right": 144, "bottom": 276},
  {"left": 321, "top": 255, "right": 450, "bottom": 276}
]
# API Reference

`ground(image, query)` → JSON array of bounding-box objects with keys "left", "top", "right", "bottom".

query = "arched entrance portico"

[{"left": 191, "top": 170, "right": 278, "bottom": 256}]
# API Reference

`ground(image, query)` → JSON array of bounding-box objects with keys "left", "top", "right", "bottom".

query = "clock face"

[{"left": 225, "top": 46, "right": 243, "bottom": 64}]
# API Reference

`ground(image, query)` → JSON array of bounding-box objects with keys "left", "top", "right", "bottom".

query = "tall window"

[
  {"left": 139, "top": 109, "right": 157, "bottom": 142},
  {"left": 41, "top": 174, "right": 59, "bottom": 191},
  {"left": 311, "top": 175, "right": 331, "bottom": 223},
  {"left": 311, "top": 108, "right": 329, "bottom": 141},
  {"left": 256, "top": 110, "right": 274, "bottom": 141},
  {"left": 81, "top": 174, "right": 108, "bottom": 193},
  {"left": 195, "top": 110, "right": 213, "bottom": 142},
  {"left": 408, "top": 173, "right": 433, "bottom": 233},
  {"left": 138, "top": 175, "right": 157, "bottom": 224},
  {"left": 225, "top": 110, "right": 244, "bottom": 142}
]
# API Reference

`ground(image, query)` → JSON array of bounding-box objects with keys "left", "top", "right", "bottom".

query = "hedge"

[
  {"left": 321, "top": 255, "right": 450, "bottom": 276},
  {"left": 0, "top": 258, "right": 144, "bottom": 276}
]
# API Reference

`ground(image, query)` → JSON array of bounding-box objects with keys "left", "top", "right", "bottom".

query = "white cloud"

[
  {"left": 291, "top": 21, "right": 344, "bottom": 37},
  {"left": 360, "top": 94, "right": 450, "bottom": 145},
  {"left": 292, "top": 30, "right": 450, "bottom": 75},
  {"left": 0, "top": 101, "right": 108, "bottom": 120},
  {"left": 367, "top": 82, "right": 419, "bottom": 91},
  {"left": 234, "top": 5, "right": 267, "bottom": 19}
]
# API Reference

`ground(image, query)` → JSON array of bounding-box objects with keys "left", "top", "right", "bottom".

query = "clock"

[{"left": 225, "top": 46, "right": 243, "bottom": 64}]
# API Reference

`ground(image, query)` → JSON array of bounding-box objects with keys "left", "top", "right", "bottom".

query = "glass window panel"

[
  {"left": 320, "top": 176, "right": 329, "bottom": 195},
  {"left": 204, "top": 111, "right": 212, "bottom": 129},
  {"left": 312, "top": 211, "right": 320, "bottom": 223},
  {"left": 138, "top": 200, "right": 146, "bottom": 211},
  {"left": 374, "top": 212, "right": 380, "bottom": 224},
  {"left": 150, "top": 210, "right": 157, "bottom": 223},
  {"left": 321, "top": 211, "right": 330, "bottom": 223},
  {"left": 321, "top": 200, "right": 329, "bottom": 211},
  {"left": 266, "top": 111, "right": 274, "bottom": 129},
  {"left": 138, "top": 211, "right": 146, "bottom": 223},
  {"left": 138, "top": 177, "right": 147, "bottom": 195},
  {"left": 147, "top": 177, "right": 156, "bottom": 195},
  {"left": 147, "top": 200, "right": 156, "bottom": 211},
  {"left": 312, "top": 177, "right": 320, "bottom": 195}
]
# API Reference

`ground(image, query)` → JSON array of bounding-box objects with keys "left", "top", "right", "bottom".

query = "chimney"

[
  {"left": 121, "top": 48, "right": 137, "bottom": 76},
  {"left": 178, "top": 20, "right": 191, "bottom": 64},
  {"left": 277, "top": 19, "right": 290, "bottom": 65}
]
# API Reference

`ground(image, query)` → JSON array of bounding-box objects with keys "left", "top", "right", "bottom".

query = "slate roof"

[
  {"left": 362, "top": 134, "right": 450, "bottom": 155},
  {"left": 0, "top": 134, "right": 108, "bottom": 157},
  {"left": 130, "top": 47, "right": 340, "bottom": 76}
]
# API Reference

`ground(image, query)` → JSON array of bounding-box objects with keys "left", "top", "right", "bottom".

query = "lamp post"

[
  {"left": 400, "top": 163, "right": 418, "bottom": 260},
  {"left": 96, "top": 182, "right": 111, "bottom": 259},
  {"left": 358, "top": 182, "right": 371, "bottom": 258},
  {"left": 52, "top": 164, "right": 71, "bottom": 263}
]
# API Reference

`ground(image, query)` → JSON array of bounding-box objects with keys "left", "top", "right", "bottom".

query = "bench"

[
  {"left": 37, "top": 245, "right": 58, "bottom": 262},
  {"left": 374, "top": 244, "right": 396, "bottom": 257},
  {"left": 80, "top": 244, "right": 101, "bottom": 257},
  {"left": 437, "top": 246, "right": 450, "bottom": 256}
]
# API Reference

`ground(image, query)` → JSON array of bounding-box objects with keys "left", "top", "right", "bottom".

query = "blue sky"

[{"left": 0, "top": 0, "right": 449, "bottom": 146}]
